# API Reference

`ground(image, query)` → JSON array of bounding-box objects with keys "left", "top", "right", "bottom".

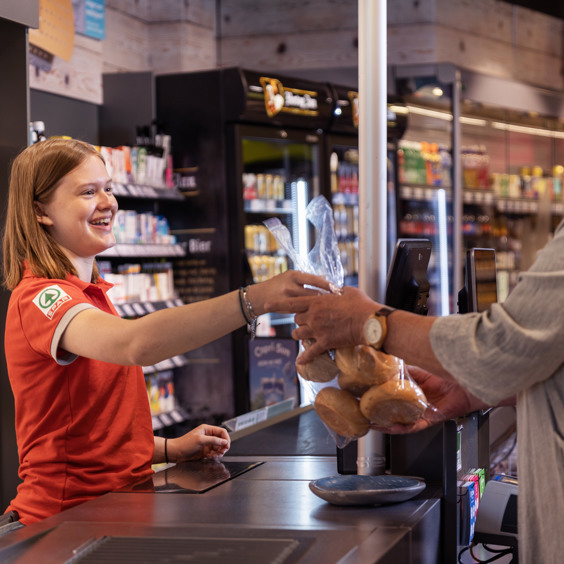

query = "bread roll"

[
  {"left": 296, "top": 339, "right": 338, "bottom": 383},
  {"left": 314, "top": 386, "right": 370, "bottom": 439},
  {"left": 359, "top": 377, "right": 427, "bottom": 427},
  {"left": 335, "top": 345, "right": 399, "bottom": 396}
]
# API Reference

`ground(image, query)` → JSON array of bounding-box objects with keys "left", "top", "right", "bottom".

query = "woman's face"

[{"left": 36, "top": 154, "right": 118, "bottom": 261}]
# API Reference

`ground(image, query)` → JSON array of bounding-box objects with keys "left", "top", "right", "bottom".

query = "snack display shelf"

[
  {"left": 114, "top": 298, "right": 184, "bottom": 318},
  {"left": 98, "top": 243, "right": 186, "bottom": 258},
  {"left": 151, "top": 406, "right": 190, "bottom": 431},
  {"left": 112, "top": 182, "right": 184, "bottom": 200}
]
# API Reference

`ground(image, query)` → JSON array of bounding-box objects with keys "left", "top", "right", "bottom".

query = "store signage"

[
  {"left": 29, "top": 0, "right": 75, "bottom": 63},
  {"left": 259, "top": 77, "right": 319, "bottom": 118},
  {"left": 74, "top": 0, "right": 106, "bottom": 40},
  {"left": 248, "top": 338, "right": 298, "bottom": 410}
]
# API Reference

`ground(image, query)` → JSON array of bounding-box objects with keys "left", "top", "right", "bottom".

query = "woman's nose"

[{"left": 98, "top": 190, "right": 117, "bottom": 209}]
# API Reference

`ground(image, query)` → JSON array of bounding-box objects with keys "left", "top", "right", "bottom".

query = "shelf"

[
  {"left": 114, "top": 298, "right": 184, "bottom": 318},
  {"left": 332, "top": 191, "right": 359, "bottom": 205},
  {"left": 399, "top": 185, "right": 453, "bottom": 201},
  {"left": 112, "top": 182, "right": 184, "bottom": 200},
  {"left": 142, "top": 354, "right": 188, "bottom": 375},
  {"left": 496, "top": 199, "right": 538, "bottom": 214},
  {"left": 151, "top": 406, "right": 190, "bottom": 431},
  {"left": 244, "top": 199, "right": 294, "bottom": 214},
  {"left": 98, "top": 243, "right": 186, "bottom": 258},
  {"left": 401, "top": 185, "right": 562, "bottom": 216},
  {"left": 463, "top": 189, "right": 496, "bottom": 205}
]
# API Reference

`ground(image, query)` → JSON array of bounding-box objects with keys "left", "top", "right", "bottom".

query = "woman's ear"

[{"left": 34, "top": 202, "right": 53, "bottom": 226}]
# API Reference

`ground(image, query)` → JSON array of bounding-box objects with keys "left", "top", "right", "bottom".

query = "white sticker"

[{"left": 33, "top": 285, "right": 72, "bottom": 320}]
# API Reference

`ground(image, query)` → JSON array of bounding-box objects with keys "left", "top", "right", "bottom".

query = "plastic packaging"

[{"left": 264, "top": 195, "right": 433, "bottom": 448}]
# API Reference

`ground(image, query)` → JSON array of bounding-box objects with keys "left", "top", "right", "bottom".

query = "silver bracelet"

[{"left": 241, "top": 285, "right": 259, "bottom": 338}]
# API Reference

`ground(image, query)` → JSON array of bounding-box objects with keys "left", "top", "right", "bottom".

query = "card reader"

[{"left": 474, "top": 475, "right": 518, "bottom": 547}]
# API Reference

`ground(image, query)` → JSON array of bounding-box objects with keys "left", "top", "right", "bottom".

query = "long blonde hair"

[{"left": 3, "top": 138, "right": 104, "bottom": 290}]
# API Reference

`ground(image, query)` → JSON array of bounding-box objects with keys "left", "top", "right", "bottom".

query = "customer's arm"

[{"left": 266, "top": 285, "right": 453, "bottom": 379}]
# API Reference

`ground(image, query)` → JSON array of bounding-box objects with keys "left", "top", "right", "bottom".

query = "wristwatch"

[{"left": 362, "top": 306, "right": 395, "bottom": 350}]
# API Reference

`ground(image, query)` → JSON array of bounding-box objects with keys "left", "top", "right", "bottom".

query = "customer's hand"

[
  {"left": 265, "top": 285, "right": 378, "bottom": 362},
  {"left": 169, "top": 424, "right": 231, "bottom": 462},
  {"left": 371, "top": 366, "right": 490, "bottom": 434}
]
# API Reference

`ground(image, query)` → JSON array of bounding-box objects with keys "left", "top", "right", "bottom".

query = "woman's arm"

[{"left": 60, "top": 270, "right": 330, "bottom": 366}]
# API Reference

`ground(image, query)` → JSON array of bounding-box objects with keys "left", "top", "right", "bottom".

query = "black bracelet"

[
  {"left": 164, "top": 438, "right": 169, "bottom": 464},
  {"left": 238, "top": 287, "right": 252, "bottom": 324}
]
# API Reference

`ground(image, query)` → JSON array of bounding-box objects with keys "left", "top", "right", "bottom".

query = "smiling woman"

[
  {"left": 33, "top": 153, "right": 117, "bottom": 280},
  {"left": 1, "top": 137, "right": 330, "bottom": 527}
]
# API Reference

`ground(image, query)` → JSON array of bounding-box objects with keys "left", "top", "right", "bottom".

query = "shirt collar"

[{"left": 22, "top": 261, "right": 114, "bottom": 294}]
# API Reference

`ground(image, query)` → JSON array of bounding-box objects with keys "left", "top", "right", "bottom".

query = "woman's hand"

[
  {"left": 168, "top": 424, "right": 231, "bottom": 462},
  {"left": 245, "top": 270, "right": 331, "bottom": 316}
]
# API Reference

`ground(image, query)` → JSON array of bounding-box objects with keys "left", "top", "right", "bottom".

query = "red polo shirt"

[{"left": 4, "top": 266, "right": 154, "bottom": 524}]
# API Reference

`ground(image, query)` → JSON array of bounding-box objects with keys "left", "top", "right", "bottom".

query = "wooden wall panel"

[
  {"left": 217, "top": 0, "right": 358, "bottom": 36},
  {"left": 102, "top": 7, "right": 149, "bottom": 73},
  {"left": 26, "top": 0, "right": 564, "bottom": 104},
  {"left": 218, "top": 28, "right": 358, "bottom": 71},
  {"left": 149, "top": 22, "right": 217, "bottom": 74}
]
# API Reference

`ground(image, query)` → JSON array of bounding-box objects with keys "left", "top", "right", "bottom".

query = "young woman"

[{"left": 2, "top": 137, "right": 329, "bottom": 525}]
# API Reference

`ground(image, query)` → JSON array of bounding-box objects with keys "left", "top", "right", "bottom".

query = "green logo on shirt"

[
  {"left": 38, "top": 288, "right": 61, "bottom": 308},
  {"left": 33, "top": 285, "right": 72, "bottom": 320}
]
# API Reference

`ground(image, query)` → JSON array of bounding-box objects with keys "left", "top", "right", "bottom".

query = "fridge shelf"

[
  {"left": 399, "top": 185, "right": 453, "bottom": 202},
  {"left": 244, "top": 200, "right": 294, "bottom": 214}
]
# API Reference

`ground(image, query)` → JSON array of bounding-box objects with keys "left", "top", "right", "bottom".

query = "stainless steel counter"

[{"left": 0, "top": 408, "right": 443, "bottom": 563}]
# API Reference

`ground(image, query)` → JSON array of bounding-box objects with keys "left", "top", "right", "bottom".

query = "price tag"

[
  {"left": 159, "top": 413, "right": 174, "bottom": 427},
  {"left": 234, "top": 408, "right": 268, "bottom": 431},
  {"left": 413, "top": 187, "right": 424, "bottom": 200},
  {"left": 132, "top": 303, "right": 146, "bottom": 316},
  {"left": 171, "top": 356, "right": 185, "bottom": 367},
  {"left": 121, "top": 303, "right": 136, "bottom": 318},
  {"left": 155, "top": 359, "right": 174, "bottom": 371},
  {"left": 152, "top": 416, "right": 164, "bottom": 431},
  {"left": 171, "top": 410, "right": 184, "bottom": 423}
]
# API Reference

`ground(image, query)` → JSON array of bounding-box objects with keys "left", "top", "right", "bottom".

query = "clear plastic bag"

[{"left": 264, "top": 195, "right": 433, "bottom": 448}]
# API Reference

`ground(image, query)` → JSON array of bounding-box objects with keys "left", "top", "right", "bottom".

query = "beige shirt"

[{"left": 430, "top": 222, "right": 564, "bottom": 563}]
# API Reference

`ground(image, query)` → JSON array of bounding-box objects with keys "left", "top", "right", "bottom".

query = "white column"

[{"left": 356, "top": 0, "right": 387, "bottom": 475}]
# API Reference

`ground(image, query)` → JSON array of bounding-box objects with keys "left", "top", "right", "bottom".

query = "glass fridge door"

[
  {"left": 395, "top": 103, "right": 454, "bottom": 316},
  {"left": 327, "top": 138, "right": 359, "bottom": 287},
  {"left": 238, "top": 124, "right": 321, "bottom": 337}
]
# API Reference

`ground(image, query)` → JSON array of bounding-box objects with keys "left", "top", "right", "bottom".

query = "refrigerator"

[
  {"left": 155, "top": 68, "right": 335, "bottom": 417},
  {"left": 394, "top": 103, "right": 455, "bottom": 315},
  {"left": 321, "top": 86, "right": 409, "bottom": 289}
]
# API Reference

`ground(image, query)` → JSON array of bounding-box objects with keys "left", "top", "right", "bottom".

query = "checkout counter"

[{"left": 0, "top": 405, "right": 451, "bottom": 564}]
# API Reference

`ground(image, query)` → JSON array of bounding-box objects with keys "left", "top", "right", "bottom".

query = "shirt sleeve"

[
  {"left": 15, "top": 279, "right": 96, "bottom": 365},
  {"left": 430, "top": 224, "right": 564, "bottom": 405}
]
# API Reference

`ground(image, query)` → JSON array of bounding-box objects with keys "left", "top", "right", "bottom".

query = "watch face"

[{"left": 365, "top": 317, "right": 384, "bottom": 344}]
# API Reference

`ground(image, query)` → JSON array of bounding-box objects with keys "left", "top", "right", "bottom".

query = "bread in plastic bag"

[{"left": 264, "top": 195, "right": 433, "bottom": 448}]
